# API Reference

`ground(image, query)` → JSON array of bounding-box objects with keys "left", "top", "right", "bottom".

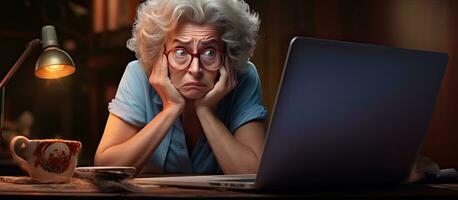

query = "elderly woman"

[{"left": 94, "top": 0, "right": 267, "bottom": 175}]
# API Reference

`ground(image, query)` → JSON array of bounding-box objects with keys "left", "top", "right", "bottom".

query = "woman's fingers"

[
  {"left": 230, "top": 66, "right": 237, "bottom": 88},
  {"left": 159, "top": 54, "right": 168, "bottom": 79},
  {"left": 150, "top": 55, "right": 168, "bottom": 83},
  {"left": 217, "top": 61, "right": 228, "bottom": 88},
  {"left": 225, "top": 57, "right": 237, "bottom": 90},
  {"left": 232, "top": 64, "right": 238, "bottom": 85}
]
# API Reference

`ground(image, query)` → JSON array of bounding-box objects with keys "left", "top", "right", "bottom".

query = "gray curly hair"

[{"left": 126, "top": 0, "right": 260, "bottom": 74}]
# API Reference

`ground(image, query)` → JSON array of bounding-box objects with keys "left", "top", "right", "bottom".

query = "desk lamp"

[{"left": 0, "top": 25, "right": 76, "bottom": 143}]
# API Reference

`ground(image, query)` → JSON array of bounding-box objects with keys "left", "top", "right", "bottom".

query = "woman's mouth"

[{"left": 183, "top": 81, "right": 206, "bottom": 88}]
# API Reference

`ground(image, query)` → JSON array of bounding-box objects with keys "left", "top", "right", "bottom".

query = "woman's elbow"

[
  {"left": 93, "top": 148, "right": 114, "bottom": 166},
  {"left": 93, "top": 151, "right": 105, "bottom": 166}
]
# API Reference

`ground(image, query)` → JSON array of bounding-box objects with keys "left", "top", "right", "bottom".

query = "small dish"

[{"left": 74, "top": 166, "right": 136, "bottom": 180}]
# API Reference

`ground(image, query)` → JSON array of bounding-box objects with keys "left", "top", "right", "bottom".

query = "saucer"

[{"left": 74, "top": 166, "right": 136, "bottom": 180}]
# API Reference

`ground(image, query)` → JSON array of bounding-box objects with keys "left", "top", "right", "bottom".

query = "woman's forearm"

[
  {"left": 94, "top": 106, "right": 183, "bottom": 171},
  {"left": 196, "top": 107, "right": 261, "bottom": 174}
]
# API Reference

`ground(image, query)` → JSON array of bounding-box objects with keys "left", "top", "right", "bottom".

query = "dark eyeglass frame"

[{"left": 163, "top": 47, "right": 225, "bottom": 71}]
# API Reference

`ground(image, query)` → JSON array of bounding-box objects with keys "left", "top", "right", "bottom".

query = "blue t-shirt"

[{"left": 108, "top": 60, "right": 267, "bottom": 174}]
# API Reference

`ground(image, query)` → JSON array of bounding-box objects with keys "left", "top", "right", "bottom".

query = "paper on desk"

[
  {"left": 428, "top": 184, "right": 458, "bottom": 192},
  {"left": 0, "top": 176, "right": 159, "bottom": 193},
  {"left": 0, "top": 176, "right": 98, "bottom": 193}
]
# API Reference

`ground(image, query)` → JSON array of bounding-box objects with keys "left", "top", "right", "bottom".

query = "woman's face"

[{"left": 165, "top": 23, "right": 223, "bottom": 100}]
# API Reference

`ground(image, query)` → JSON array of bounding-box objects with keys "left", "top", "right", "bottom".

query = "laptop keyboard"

[{"left": 215, "top": 178, "right": 256, "bottom": 183}]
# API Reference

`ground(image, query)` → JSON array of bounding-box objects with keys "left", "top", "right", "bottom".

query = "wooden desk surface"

[{"left": 0, "top": 176, "right": 457, "bottom": 199}]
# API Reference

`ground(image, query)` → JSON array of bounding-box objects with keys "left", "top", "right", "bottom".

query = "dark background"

[{"left": 0, "top": 0, "right": 456, "bottom": 171}]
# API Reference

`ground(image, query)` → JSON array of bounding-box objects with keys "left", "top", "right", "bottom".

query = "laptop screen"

[{"left": 256, "top": 37, "right": 448, "bottom": 190}]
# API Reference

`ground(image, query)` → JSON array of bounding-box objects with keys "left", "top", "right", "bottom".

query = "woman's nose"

[{"left": 188, "top": 57, "right": 202, "bottom": 76}]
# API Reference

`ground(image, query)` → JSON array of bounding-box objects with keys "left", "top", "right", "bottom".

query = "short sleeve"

[
  {"left": 108, "top": 61, "right": 148, "bottom": 127},
  {"left": 227, "top": 62, "right": 268, "bottom": 133}
]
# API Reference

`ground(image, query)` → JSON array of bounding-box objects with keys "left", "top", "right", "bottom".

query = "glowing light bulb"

[{"left": 45, "top": 65, "right": 65, "bottom": 72}]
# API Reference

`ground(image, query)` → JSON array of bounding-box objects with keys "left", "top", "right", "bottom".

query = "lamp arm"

[{"left": 0, "top": 39, "right": 41, "bottom": 89}]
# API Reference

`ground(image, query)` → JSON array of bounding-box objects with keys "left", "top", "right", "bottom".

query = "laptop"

[{"left": 134, "top": 37, "right": 448, "bottom": 191}]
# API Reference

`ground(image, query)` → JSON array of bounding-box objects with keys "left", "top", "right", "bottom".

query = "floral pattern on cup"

[
  {"left": 33, "top": 141, "right": 81, "bottom": 173},
  {"left": 9, "top": 136, "right": 82, "bottom": 183}
]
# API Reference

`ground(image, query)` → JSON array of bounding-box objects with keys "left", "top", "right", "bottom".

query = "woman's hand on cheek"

[
  {"left": 149, "top": 54, "right": 185, "bottom": 112},
  {"left": 195, "top": 57, "right": 238, "bottom": 112}
]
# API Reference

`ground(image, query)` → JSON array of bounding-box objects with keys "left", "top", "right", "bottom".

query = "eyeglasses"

[{"left": 164, "top": 47, "right": 224, "bottom": 71}]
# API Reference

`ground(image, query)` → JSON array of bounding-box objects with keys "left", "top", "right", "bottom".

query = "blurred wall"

[
  {"left": 248, "top": 0, "right": 457, "bottom": 168},
  {"left": 0, "top": 0, "right": 456, "bottom": 169}
]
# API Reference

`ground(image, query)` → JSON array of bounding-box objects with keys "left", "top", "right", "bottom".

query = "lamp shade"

[{"left": 34, "top": 47, "right": 76, "bottom": 79}]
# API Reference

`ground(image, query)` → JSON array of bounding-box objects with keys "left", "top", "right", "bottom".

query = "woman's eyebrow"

[
  {"left": 200, "top": 39, "right": 219, "bottom": 45},
  {"left": 199, "top": 39, "right": 223, "bottom": 51},
  {"left": 172, "top": 38, "right": 192, "bottom": 46},
  {"left": 171, "top": 38, "right": 221, "bottom": 50}
]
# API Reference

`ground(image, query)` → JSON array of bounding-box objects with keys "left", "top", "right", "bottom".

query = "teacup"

[{"left": 9, "top": 136, "right": 82, "bottom": 183}]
